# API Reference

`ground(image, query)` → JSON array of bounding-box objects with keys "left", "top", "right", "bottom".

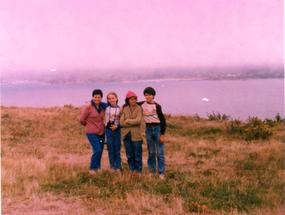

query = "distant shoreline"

[{"left": 1, "top": 77, "right": 284, "bottom": 86}]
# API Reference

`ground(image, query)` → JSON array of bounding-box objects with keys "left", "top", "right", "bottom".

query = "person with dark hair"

[
  {"left": 139, "top": 87, "right": 167, "bottom": 179},
  {"left": 80, "top": 89, "right": 108, "bottom": 174},
  {"left": 120, "top": 91, "right": 145, "bottom": 173}
]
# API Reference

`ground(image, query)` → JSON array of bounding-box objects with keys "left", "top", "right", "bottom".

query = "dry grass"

[{"left": 1, "top": 106, "right": 285, "bottom": 214}]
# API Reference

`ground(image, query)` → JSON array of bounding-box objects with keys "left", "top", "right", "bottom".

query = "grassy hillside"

[{"left": 1, "top": 106, "right": 285, "bottom": 215}]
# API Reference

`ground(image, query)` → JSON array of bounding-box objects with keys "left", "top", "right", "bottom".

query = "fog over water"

[{"left": 1, "top": 78, "right": 284, "bottom": 120}]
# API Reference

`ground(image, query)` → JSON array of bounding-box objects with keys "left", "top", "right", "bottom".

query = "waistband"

[{"left": 146, "top": 123, "right": 160, "bottom": 127}]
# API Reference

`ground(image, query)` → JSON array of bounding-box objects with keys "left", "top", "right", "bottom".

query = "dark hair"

[
  {"left": 143, "top": 87, "right": 156, "bottom": 96},
  {"left": 124, "top": 98, "right": 129, "bottom": 106},
  {"left": 124, "top": 97, "right": 137, "bottom": 107},
  {"left": 92, "top": 89, "right": 103, "bottom": 97}
]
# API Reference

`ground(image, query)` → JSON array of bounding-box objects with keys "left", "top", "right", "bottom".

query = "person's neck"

[
  {"left": 146, "top": 100, "right": 154, "bottom": 104},
  {"left": 93, "top": 101, "right": 100, "bottom": 107},
  {"left": 130, "top": 104, "right": 136, "bottom": 109}
]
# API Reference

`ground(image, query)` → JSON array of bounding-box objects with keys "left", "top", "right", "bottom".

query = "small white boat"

[{"left": 202, "top": 98, "right": 209, "bottom": 102}]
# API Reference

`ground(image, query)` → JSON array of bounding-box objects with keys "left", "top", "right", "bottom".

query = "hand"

[
  {"left": 159, "top": 135, "right": 165, "bottom": 144},
  {"left": 110, "top": 124, "right": 118, "bottom": 131},
  {"left": 84, "top": 101, "right": 90, "bottom": 106}
]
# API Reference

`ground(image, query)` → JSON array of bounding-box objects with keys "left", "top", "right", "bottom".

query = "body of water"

[{"left": 1, "top": 79, "right": 284, "bottom": 120}]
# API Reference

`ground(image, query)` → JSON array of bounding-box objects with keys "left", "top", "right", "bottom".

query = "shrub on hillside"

[
  {"left": 207, "top": 112, "right": 229, "bottom": 121},
  {"left": 226, "top": 117, "right": 273, "bottom": 141}
]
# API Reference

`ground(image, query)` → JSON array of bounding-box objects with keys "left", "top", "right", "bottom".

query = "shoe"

[
  {"left": 89, "top": 170, "right": 96, "bottom": 175},
  {"left": 89, "top": 169, "right": 101, "bottom": 175},
  {"left": 115, "top": 169, "right": 121, "bottom": 173},
  {"left": 146, "top": 172, "right": 155, "bottom": 179},
  {"left": 132, "top": 172, "right": 139, "bottom": 177},
  {"left": 159, "top": 174, "right": 165, "bottom": 180},
  {"left": 108, "top": 168, "right": 116, "bottom": 173}
]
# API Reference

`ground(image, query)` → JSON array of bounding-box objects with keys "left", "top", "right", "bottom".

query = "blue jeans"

[
  {"left": 123, "top": 132, "right": 143, "bottom": 173},
  {"left": 86, "top": 133, "right": 104, "bottom": 170},
  {"left": 146, "top": 125, "right": 165, "bottom": 174},
  {"left": 106, "top": 128, "right": 122, "bottom": 170}
]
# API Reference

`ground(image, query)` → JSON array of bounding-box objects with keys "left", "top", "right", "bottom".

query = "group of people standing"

[{"left": 80, "top": 87, "right": 167, "bottom": 179}]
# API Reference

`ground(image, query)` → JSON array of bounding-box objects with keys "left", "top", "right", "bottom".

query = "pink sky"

[{"left": 0, "top": 0, "right": 283, "bottom": 76}]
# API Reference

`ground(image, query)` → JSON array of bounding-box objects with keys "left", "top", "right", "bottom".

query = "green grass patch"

[
  {"left": 200, "top": 180, "right": 262, "bottom": 212},
  {"left": 173, "top": 127, "right": 223, "bottom": 139},
  {"left": 41, "top": 157, "right": 284, "bottom": 213}
]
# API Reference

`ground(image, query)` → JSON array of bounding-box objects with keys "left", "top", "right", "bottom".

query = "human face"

[
  {"left": 107, "top": 94, "right": 118, "bottom": 106},
  {"left": 129, "top": 97, "right": 137, "bottom": 107},
  {"left": 144, "top": 93, "right": 154, "bottom": 103},
  {"left": 93, "top": 94, "right": 102, "bottom": 105}
]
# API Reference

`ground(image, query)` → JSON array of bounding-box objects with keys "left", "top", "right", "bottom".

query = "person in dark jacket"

[{"left": 139, "top": 87, "right": 166, "bottom": 179}]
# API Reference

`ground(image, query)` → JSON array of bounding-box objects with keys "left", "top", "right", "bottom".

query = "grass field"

[{"left": 1, "top": 106, "right": 285, "bottom": 215}]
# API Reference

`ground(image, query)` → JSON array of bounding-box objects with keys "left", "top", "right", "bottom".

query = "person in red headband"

[{"left": 120, "top": 91, "right": 145, "bottom": 173}]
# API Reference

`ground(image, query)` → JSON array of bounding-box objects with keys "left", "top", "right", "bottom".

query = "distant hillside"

[{"left": 1, "top": 66, "right": 283, "bottom": 85}]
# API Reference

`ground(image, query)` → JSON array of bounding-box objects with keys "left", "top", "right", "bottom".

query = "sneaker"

[
  {"left": 159, "top": 174, "right": 165, "bottom": 180},
  {"left": 146, "top": 172, "right": 154, "bottom": 178},
  {"left": 108, "top": 168, "right": 116, "bottom": 173},
  {"left": 89, "top": 169, "right": 101, "bottom": 175},
  {"left": 89, "top": 170, "right": 96, "bottom": 175}
]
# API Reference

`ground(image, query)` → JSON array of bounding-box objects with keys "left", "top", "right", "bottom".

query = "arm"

[
  {"left": 80, "top": 105, "right": 90, "bottom": 126},
  {"left": 137, "top": 101, "right": 144, "bottom": 106},
  {"left": 104, "top": 107, "right": 108, "bottom": 125},
  {"left": 120, "top": 110, "right": 131, "bottom": 127},
  {"left": 101, "top": 102, "right": 108, "bottom": 110},
  {"left": 156, "top": 103, "right": 166, "bottom": 135},
  {"left": 126, "top": 107, "right": 143, "bottom": 126}
]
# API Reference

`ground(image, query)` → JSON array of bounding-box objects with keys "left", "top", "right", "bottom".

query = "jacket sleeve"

[
  {"left": 101, "top": 102, "right": 108, "bottom": 110},
  {"left": 126, "top": 107, "right": 143, "bottom": 125},
  {"left": 120, "top": 110, "right": 132, "bottom": 127},
  {"left": 119, "top": 111, "right": 126, "bottom": 127},
  {"left": 80, "top": 105, "right": 90, "bottom": 126},
  {"left": 137, "top": 101, "right": 144, "bottom": 106},
  {"left": 156, "top": 103, "right": 166, "bottom": 135}
]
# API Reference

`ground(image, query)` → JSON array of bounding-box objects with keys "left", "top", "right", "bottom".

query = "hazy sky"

[{"left": 0, "top": 0, "right": 283, "bottom": 77}]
